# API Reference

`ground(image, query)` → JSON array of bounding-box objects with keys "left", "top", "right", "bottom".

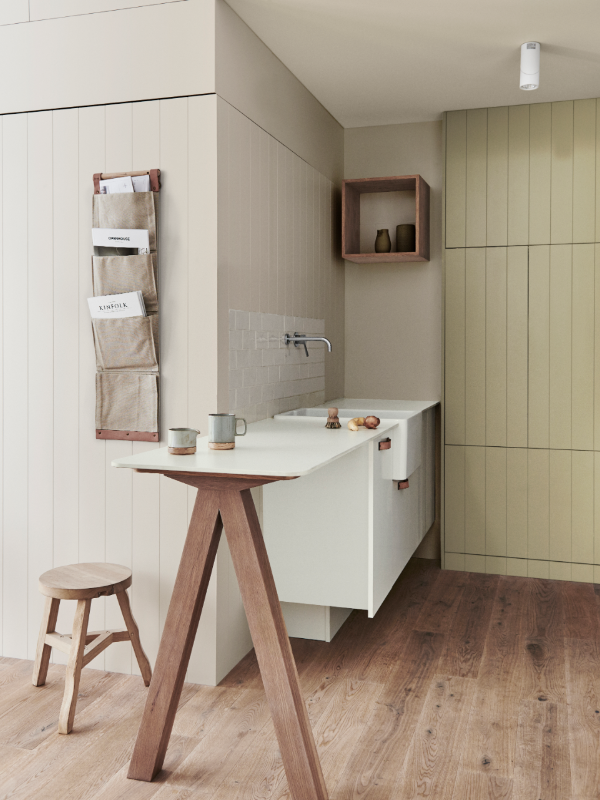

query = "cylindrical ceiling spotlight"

[{"left": 520, "top": 42, "right": 540, "bottom": 90}]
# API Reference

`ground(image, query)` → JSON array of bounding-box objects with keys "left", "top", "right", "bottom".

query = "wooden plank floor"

[{"left": 0, "top": 558, "right": 598, "bottom": 799}]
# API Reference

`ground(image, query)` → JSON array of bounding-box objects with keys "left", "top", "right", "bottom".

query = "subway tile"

[
  {"left": 268, "top": 365, "right": 280, "bottom": 383},
  {"left": 269, "top": 333, "right": 282, "bottom": 348},
  {"left": 235, "top": 310, "right": 249, "bottom": 330},
  {"left": 236, "top": 387, "right": 250, "bottom": 408},
  {"left": 281, "top": 364, "right": 301, "bottom": 381},
  {"left": 229, "top": 330, "right": 244, "bottom": 350},
  {"left": 284, "top": 316, "right": 296, "bottom": 333},
  {"left": 236, "top": 349, "right": 251, "bottom": 368},
  {"left": 262, "top": 383, "right": 276, "bottom": 402},
  {"left": 298, "top": 363, "right": 310, "bottom": 380},
  {"left": 249, "top": 311, "right": 262, "bottom": 330},
  {"left": 248, "top": 385, "right": 263, "bottom": 405},
  {"left": 309, "top": 361, "right": 325, "bottom": 378},
  {"left": 256, "top": 330, "right": 270, "bottom": 349},
  {"left": 243, "top": 368, "right": 257, "bottom": 387},
  {"left": 248, "top": 349, "right": 264, "bottom": 366},
  {"left": 230, "top": 369, "right": 243, "bottom": 390},
  {"left": 255, "top": 366, "right": 270, "bottom": 385},
  {"left": 229, "top": 350, "right": 237, "bottom": 369},
  {"left": 255, "top": 403, "right": 269, "bottom": 421},
  {"left": 267, "top": 400, "right": 281, "bottom": 418},
  {"left": 242, "top": 329, "right": 256, "bottom": 350},
  {"left": 229, "top": 390, "right": 236, "bottom": 410},
  {"left": 229, "top": 309, "right": 236, "bottom": 330},
  {"left": 262, "top": 313, "right": 283, "bottom": 331}
]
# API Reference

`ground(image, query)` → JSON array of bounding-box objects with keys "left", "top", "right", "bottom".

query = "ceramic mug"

[
  {"left": 168, "top": 427, "right": 200, "bottom": 455},
  {"left": 208, "top": 413, "right": 247, "bottom": 450}
]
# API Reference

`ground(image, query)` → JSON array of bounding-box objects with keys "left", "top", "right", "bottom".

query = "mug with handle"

[{"left": 208, "top": 413, "right": 247, "bottom": 450}]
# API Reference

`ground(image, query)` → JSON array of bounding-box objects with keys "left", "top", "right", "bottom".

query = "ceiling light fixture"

[{"left": 520, "top": 42, "right": 540, "bottom": 90}]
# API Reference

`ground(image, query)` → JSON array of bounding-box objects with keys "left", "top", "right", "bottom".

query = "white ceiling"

[{"left": 225, "top": 0, "right": 600, "bottom": 128}]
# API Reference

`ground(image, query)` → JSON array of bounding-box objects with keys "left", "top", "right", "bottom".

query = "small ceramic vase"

[
  {"left": 374, "top": 229, "right": 391, "bottom": 253},
  {"left": 396, "top": 223, "right": 416, "bottom": 252}
]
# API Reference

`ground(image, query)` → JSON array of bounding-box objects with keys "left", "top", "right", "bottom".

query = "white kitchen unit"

[{"left": 265, "top": 399, "right": 438, "bottom": 641}]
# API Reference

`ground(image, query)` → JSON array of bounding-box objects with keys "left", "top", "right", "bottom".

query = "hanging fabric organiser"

[{"left": 91, "top": 169, "right": 161, "bottom": 442}]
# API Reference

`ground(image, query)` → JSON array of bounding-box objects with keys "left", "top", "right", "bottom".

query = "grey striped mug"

[{"left": 208, "top": 413, "right": 247, "bottom": 450}]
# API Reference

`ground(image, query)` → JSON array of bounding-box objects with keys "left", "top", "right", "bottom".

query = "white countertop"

[
  {"left": 319, "top": 398, "right": 439, "bottom": 413},
  {"left": 111, "top": 417, "right": 398, "bottom": 478}
]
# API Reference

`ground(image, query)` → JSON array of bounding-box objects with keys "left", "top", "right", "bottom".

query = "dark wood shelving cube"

[{"left": 342, "top": 174, "right": 430, "bottom": 263}]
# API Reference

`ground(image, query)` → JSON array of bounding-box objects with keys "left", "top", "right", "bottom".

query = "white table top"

[{"left": 111, "top": 417, "right": 398, "bottom": 478}]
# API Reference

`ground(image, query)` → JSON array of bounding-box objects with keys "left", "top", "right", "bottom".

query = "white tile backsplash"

[{"left": 229, "top": 310, "right": 326, "bottom": 421}]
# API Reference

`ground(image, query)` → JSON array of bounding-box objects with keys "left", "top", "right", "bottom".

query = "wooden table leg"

[
  {"left": 127, "top": 490, "right": 223, "bottom": 781},
  {"left": 219, "top": 488, "right": 329, "bottom": 800}
]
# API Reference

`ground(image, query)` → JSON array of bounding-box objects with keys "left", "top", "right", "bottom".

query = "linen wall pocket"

[
  {"left": 96, "top": 372, "right": 158, "bottom": 432},
  {"left": 92, "top": 315, "right": 159, "bottom": 372},
  {"left": 92, "top": 192, "right": 158, "bottom": 252},
  {"left": 92, "top": 254, "right": 158, "bottom": 313}
]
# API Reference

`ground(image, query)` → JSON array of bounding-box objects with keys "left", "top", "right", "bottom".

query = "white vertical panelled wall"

[{"left": 2, "top": 96, "right": 220, "bottom": 684}]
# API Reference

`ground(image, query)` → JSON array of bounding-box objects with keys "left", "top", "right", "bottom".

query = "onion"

[{"left": 364, "top": 415, "right": 381, "bottom": 429}]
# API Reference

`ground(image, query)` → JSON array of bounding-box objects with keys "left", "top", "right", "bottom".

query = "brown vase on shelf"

[
  {"left": 374, "top": 229, "right": 391, "bottom": 253},
  {"left": 396, "top": 224, "right": 416, "bottom": 252}
]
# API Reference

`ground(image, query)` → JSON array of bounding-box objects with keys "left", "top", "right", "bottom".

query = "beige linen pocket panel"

[
  {"left": 92, "top": 254, "right": 158, "bottom": 313},
  {"left": 92, "top": 192, "right": 157, "bottom": 251},
  {"left": 96, "top": 372, "right": 158, "bottom": 432},
  {"left": 92, "top": 316, "right": 158, "bottom": 372}
]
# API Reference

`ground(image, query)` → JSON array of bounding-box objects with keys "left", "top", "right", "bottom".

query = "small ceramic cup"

[
  {"left": 168, "top": 427, "right": 200, "bottom": 455},
  {"left": 208, "top": 413, "right": 247, "bottom": 450}
]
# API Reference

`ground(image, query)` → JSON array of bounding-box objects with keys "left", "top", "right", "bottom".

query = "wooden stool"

[{"left": 33, "top": 563, "right": 152, "bottom": 734}]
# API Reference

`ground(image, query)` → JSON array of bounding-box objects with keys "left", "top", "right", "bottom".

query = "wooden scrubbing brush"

[{"left": 325, "top": 407, "right": 342, "bottom": 429}]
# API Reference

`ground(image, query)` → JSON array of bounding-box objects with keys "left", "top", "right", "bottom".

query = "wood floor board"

[
  {"left": 439, "top": 572, "right": 499, "bottom": 678},
  {"left": 0, "top": 560, "right": 596, "bottom": 800},
  {"left": 564, "top": 636, "right": 600, "bottom": 797}
]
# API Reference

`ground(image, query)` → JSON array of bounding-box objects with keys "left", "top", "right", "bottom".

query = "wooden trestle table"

[{"left": 112, "top": 418, "right": 398, "bottom": 800}]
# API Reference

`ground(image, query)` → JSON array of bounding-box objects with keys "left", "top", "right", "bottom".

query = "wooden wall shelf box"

[{"left": 342, "top": 174, "right": 430, "bottom": 263}]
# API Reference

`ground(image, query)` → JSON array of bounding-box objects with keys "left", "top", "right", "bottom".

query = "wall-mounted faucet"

[{"left": 284, "top": 332, "right": 332, "bottom": 357}]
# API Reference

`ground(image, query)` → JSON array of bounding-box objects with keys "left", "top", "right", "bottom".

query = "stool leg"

[
  {"left": 32, "top": 596, "right": 60, "bottom": 687},
  {"left": 117, "top": 590, "right": 152, "bottom": 687},
  {"left": 58, "top": 598, "right": 91, "bottom": 735}
]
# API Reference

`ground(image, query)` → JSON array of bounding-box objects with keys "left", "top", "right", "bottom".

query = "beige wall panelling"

[
  {"left": 550, "top": 101, "right": 574, "bottom": 244},
  {"left": 528, "top": 245, "right": 550, "bottom": 448},
  {"left": 573, "top": 99, "right": 596, "bottom": 243},
  {"left": 268, "top": 135, "right": 278, "bottom": 316},
  {"left": 572, "top": 244, "right": 595, "bottom": 450},
  {"left": 596, "top": 453, "right": 600, "bottom": 564},
  {"left": 250, "top": 124, "right": 261, "bottom": 315},
  {"left": 130, "top": 100, "right": 161, "bottom": 677},
  {"left": 3, "top": 114, "right": 28, "bottom": 658},
  {"left": 506, "top": 448, "right": 528, "bottom": 559},
  {"left": 276, "top": 142, "right": 287, "bottom": 317},
  {"left": 508, "top": 104, "right": 530, "bottom": 246},
  {"left": 506, "top": 246, "right": 528, "bottom": 446},
  {"left": 445, "top": 553, "right": 466, "bottom": 571},
  {"left": 444, "top": 446, "right": 465, "bottom": 553},
  {"left": 52, "top": 109, "right": 80, "bottom": 661},
  {"left": 486, "top": 247, "right": 507, "bottom": 446},
  {"left": 27, "top": 111, "right": 55, "bottom": 660},
  {"left": 528, "top": 560, "right": 550, "bottom": 579},
  {"left": 285, "top": 147, "right": 295, "bottom": 316},
  {"left": 549, "top": 561, "right": 572, "bottom": 581},
  {"left": 527, "top": 448, "right": 550, "bottom": 560},
  {"left": 507, "top": 557, "right": 528, "bottom": 577},
  {"left": 486, "top": 556, "right": 507, "bottom": 575},
  {"left": 464, "top": 446, "right": 485, "bottom": 555},
  {"left": 0, "top": 1, "right": 215, "bottom": 116},
  {"left": 215, "top": 0, "right": 343, "bottom": 185},
  {"left": 571, "top": 563, "right": 594, "bottom": 582},
  {"left": 596, "top": 102, "right": 600, "bottom": 241},
  {"left": 549, "top": 244, "right": 572, "bottom": 450},
  {"left": 572, "top": 450, "right": 594, "bottom": 564},
  {"left": 465, "top": 554, "right": 486, "bottom": 572},
  {"left": 258, "top": 128, "right": 270, "bottom": 314},
  {"left": 529, "top": 103, "right": 552, "bottom": 244},
  {"left": 445, "top": 110, "right": 467, "bottom": 248},
  {"left": 0, "top": 1, "right": 28, "bottom": 25},
  {"left": 30, "top": 0, "right": 184, "bottom": 20},
  {"left": 485, "top": 447, "right": 507, "bottom": 556},
  {"left": 465, "top": 249, "right": 486, "bottom": 445},
  {"left": 78, "top": 105, "right": 108, "bottom": 670},
  {"left": 0, "top": 119, "right": 3, "bottom": 648},
  {"left": 465, "top": 108, "right": 487, "bottom": 247},
  {"left": 595, "top": 245, "right": 600, "bottom": 450},
  {"left": 486, "top": 106, "right": 508, "bottom": 246},
  {"left": 445, "top": 248, "right": 466, "bottom": 444},
  {"left": 103, "top": 103, "right": 133, "bottom": 675},
  {"left": 549, "top": 449, "right": 571, "bottom": 563}
]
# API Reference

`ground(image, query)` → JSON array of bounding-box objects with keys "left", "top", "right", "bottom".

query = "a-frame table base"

[{"left": 127, "top": 472, "right": 328, "bottom": 800}]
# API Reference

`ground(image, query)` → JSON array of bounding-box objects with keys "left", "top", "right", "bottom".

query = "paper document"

[
  {"left": 132, "top": 175, "right": 151, "bottom": 193},
  {"left": 92, "top": 228, "right": 150, "bottom": 254},
  {"left": 99, "top": 175, "right": 151, "bottom": 193},
  {"left": 99, "top": 176, "right": 134, "bottom": 194},
  {"left": 88, "top": 291, "right": 147, "bottom": 319}
]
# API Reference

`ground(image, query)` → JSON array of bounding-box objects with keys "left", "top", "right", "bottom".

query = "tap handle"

[{"left": 302, "top": 341, "right": 309, "bottom": 357}]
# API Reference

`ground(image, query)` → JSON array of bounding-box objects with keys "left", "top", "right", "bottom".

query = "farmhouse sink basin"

[{"left": 276, "top": 398, "right": 437, "bottom": 481}]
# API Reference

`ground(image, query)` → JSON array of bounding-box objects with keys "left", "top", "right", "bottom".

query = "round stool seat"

[{"left": 39, "top": 563, "right": 132, "bottom": 600}]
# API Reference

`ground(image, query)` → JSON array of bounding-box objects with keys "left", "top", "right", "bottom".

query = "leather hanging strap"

[
  {"left": 93, "top": 173, "right": 102, "bottom": 194},
  {"left": 149, "top": 169, "right": 161, "bottom": 192}
]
